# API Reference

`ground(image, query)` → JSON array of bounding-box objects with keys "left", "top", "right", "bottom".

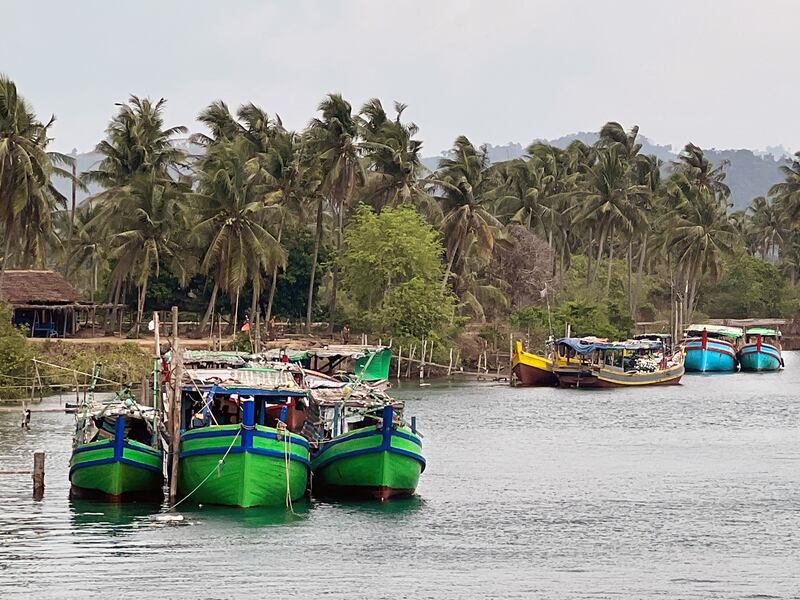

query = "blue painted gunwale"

[
  {"left": 181, "top": 426, "right": 310, "bottom": 449},
  {"left": 69, "top": 456, "right": 163, "bottom": 476}
]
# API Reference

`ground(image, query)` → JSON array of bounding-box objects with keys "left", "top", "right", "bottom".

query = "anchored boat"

[
  {"left": 176, "top": 361, "right": 310, "bottom": 508},
  {"left": 682, "top": 324, "right": 743, "bottom": 372},
  {"left": 511, "top": 340, "right": 558, "bottom": 386},
  {"left": 305, "top": 371, "right": 424, "bottom": 501},
  {"left": 739, "top": 327, "right": 784, "bottom": 372},
  {"left": 70, "top": 368, "right": 163, "bottom": 502},
  {"left": 552, "top": 337, "right": 684, "bottom": 388}
]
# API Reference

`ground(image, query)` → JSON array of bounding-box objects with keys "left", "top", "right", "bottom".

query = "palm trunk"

[
  {"left": 249, "top": 279, "right": 259, "bottom": 332},
  {"left": 604, "top": 226, "right": 614, "bottom": 298},
  {"left": 592, "top": 222, "right": 608, "bottom": 284},
  {"left": 328, "top": 203, "right": 343, "bottom": 335},
  {"left": 233, "top": 289, "right": 240, "bottom": 337},
  {"left": 442, "top": 237, "right": 461, "bottom": 290},
  {"left": 0, "top": 234, "right": 11, "bottom": 291},
  {"left": 265, "top": 212, "right": 285, "bottom": 324},
  {"left": 632, "top": 233, "right": 647, "bottom": 321},
  {"left": 305, "top": 197, "right": 324, "bottom": 333},
  {"left": 626, "top": 241, "right": 633, "bottom": 315},
  {"left": 135, "top": 277, "right": 148, "bottom": 337},
  {"left": 586, "top": 226, "right": 594, "bottom": 284},
  {"left": 198, "top": 281, "right": 220, "bottom": 334}
]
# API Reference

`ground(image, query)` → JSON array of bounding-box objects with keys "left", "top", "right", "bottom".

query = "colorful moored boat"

[
  {"left": 311, "top": 404, "right": 424, "bottom": 501},
  {"left": 552, "top": 337, "right": 684, "bottom": 388},
  {"left": 70, "top": 377, "right": 163, "bottom": 502},
  {"left": 682, "top": 324, "right": 743, "bottom": 372},
  {"left": 511, "top": 340, "right": 558, "bottom": 386},
  {"left": 176, "top": 362, "right": 311, "bottom": 508},
  {"left": 738, "top": 327, "right": 784, "bottom": 372}
]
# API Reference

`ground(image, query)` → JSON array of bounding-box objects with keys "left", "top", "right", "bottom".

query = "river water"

[{"left": 1, "top": 355, "right": 799, "bottom": 599}]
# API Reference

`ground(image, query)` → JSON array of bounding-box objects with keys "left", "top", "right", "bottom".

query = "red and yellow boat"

[{"left": 511, "top": 340, "right": 558, "bottom": 386}]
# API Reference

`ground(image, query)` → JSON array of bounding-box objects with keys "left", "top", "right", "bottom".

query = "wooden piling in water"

[
  {"left": 168, "top": 306, "right": 183, "bottom": 505},
  {"left": 32, "top": 451, "right": 45, "bottom": 499}
]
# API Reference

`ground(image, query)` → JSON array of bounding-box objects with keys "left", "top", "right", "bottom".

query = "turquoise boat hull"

[
  {"left": 739, "top": 343, "right": 783, "bottom": 372},
  {"left": 683, "top": 339, "right": 738, "bottom": 372}
]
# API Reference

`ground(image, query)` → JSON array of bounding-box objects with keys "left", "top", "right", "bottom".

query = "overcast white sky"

[{"left": 5, "top": 0, "right": 797, "bottom": 156}]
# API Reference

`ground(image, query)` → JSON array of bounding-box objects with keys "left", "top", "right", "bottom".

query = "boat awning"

[
  {"left": 685, "top": 324, "right": 743, "bottom": 338},
  {"left": 181, "top": 385, "right": 307, "bottom": 398},
  {"left": 555, "top": 337, "right": 662, "bottom": 354},
  {"left": 745, "top": 327, "right": 781, "bottom": 337}
]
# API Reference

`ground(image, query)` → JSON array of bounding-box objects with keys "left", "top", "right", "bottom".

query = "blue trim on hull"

[
  {"left": 313, "top": 429, "right": 426, "bottom": 472},
  {"left": 684, "top": 347, "right": 737, "bottom": 372},
  {"left": 739, "top": 344, "right": 783, "bottom": 371},
  {"left": 69, "top": 456, "right": 163, "bottom": 476},
  {"left": 179, "top": 445, "right": 311, "bottom": 467},
  {"left": 181, "top": 426, "right": 310, "bottom": 449}
]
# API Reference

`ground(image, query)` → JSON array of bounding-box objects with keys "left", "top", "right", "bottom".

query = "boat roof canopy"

[
  {"left": 746, "top": 327, "right": 781, "bottom": 337},
  {"left": 685, "top": 324, "right": 744, "bottom": 338},
  {"left": 555, "top": 337, "right": 662, "bottom": 354}
]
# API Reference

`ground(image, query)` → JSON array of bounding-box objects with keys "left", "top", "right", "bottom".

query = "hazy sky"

[{"left": 5, "top": 0, "right": 797, "bottom": 156}]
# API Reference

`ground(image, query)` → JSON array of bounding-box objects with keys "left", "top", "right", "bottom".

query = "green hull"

[
  {"left": 69, "top": 439, "right": 163, "bottom": 501},
  {"left": 178, "top": 424, "right": 310, "bottom": 508},
  {"left": 312, "top": 425, "right": 424, "bottom": 501}
]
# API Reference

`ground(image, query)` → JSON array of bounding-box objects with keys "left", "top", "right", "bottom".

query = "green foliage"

[
  {"left": 34, "top": 341, "right": 151, "bottom": 387},
  {"left": 272, "top": 226, "right": 330, "bottom": 319},
  {"left": 374, "top": 277, "right": 455, "bottom": 339},
  {"left": 340, "top": 205, "right": 444, "bottom": 308},
  {"left": 700, "top": 255, "right": 799, "bottom": 318},
  {"left": 339, "top": 205, "right": 454, "bottom": 338},
  {"left": 0, "top": 302, "right": 34, "bottom": 398}
]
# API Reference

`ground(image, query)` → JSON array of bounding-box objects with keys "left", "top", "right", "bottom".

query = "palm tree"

[
  {"left": 433, "top": 136, "right": 501, "bottom": 291},
  {"left": 84, "top": 95, "right": 188, "bottom": 327},
  {"left": 193, "top": 138, "right": 285, "bottom": 334},
  {"left": 305, "top": 94, "right": 363, "bottom": 333},
  {"left": 358, "top": 99, "right": 434, "bottom": 215},
  {"left": 674, "top": 142, "right": 731, "bottom": 204},
  {"left": 94, "top": 172, "right": 193, "bottom": 334},
  {"left": 665, "top": 172, "right": 738, "bottom": 322},
  {"left": 0, "top": 75, "right": 74, "bottom": 282}
]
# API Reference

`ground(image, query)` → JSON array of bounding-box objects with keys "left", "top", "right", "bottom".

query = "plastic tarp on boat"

[
  {"left": 684, "top": 324, "right": 743, "bottom": 338},
  {"left": 556, "top": 337, "right": 662, "bottom": 354}
]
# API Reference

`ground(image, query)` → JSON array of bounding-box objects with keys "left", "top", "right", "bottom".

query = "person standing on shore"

[{"left": 342, "top": 324, "right": 350, "bottom": 345}]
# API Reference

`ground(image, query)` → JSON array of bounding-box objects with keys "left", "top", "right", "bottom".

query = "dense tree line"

[{"left": 2, "top": 74, "right": 800, "bottom": 342}]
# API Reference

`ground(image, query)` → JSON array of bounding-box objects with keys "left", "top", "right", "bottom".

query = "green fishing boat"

[
  {"left": 176, "top": 371, "right": 311, "bottom": 508},
  {"left": 308, "top": 374, "right": 425, "bottom": 501},
  {"left": 70, "top": 370, "right": 163, "bottom": 502}
]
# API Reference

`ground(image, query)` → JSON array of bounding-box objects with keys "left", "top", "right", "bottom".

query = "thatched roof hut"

[{"left": 0, "top": 270, "right": 85, "bottom": 337}]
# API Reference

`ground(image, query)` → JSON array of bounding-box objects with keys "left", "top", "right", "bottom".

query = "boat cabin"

[
  {"left": 683, "top": 324, "right": 744, "bottom": 348},
  {"left": 554, "top": 337, "right": 666, "bottom": 373},
  {"left": 181, "top": 385, "right": 309, "bottom": 434},
  {"left": 744, "top": 327, "right": 782, "bottom": 348}
]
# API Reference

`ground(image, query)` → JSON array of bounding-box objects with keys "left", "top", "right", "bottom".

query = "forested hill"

[
  {"left": 422, "top": 134, "right": 792, "bottom": 210},
  {"left": 59, "top": 136, "right": 790, "bottom": 211}
]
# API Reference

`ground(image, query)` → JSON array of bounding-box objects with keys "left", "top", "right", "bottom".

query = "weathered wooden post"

[
  {"left": 406, "top": 345, "right": 416, "bottom": 378},
  {"left": 447, "top": 348, "right": 453, "bottom": 376},
  {"left": 419, "top": 339, "right": 426, "bottom": 381},
  {"left": 428, "top": 342, "right": 435, "bottom": 378},
  {"left": 396, "top": 346, "right": 403, "bottom": 379},
  {"left": 32, "top": 451, "right": 45, "bottom": 500},
  {"left": 168, "top": 306, "right": 183, "bottom": 505}
]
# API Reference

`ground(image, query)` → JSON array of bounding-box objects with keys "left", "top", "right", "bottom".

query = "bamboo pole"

[
  {"left": 168, "top": 306, "right": 182, "bottom": 505},
  {"left": 428, "top": 342, "right": 435, "bottom": 378}
]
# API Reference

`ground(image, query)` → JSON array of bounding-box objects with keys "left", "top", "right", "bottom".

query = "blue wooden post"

[
  {"left": 241, "top": 397, "right": 255, "bottom": 449},
  {"left": 113, "top": 415, "right": 125, "bottom": 459},
  {"left": 410, "top": 416, "right": 417, "bottom": 434},
  {"left": 381, "top": 404, "right": 393, "bottom": 449}
]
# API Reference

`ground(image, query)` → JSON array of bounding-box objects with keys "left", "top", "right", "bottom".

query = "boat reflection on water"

[
  {"left": 178, "top": 498, "right": 312, "bottom": 528},
  {"left": 69, "top": 498, "right": 161, "bottom": 531}
]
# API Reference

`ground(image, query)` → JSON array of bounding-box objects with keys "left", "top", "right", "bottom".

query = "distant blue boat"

[
  {"left": 682, "top": 324, "right": 743, "bottom": 373},
  {"left": 738, "top": 327, "right": 784, "bottom": 372}
]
